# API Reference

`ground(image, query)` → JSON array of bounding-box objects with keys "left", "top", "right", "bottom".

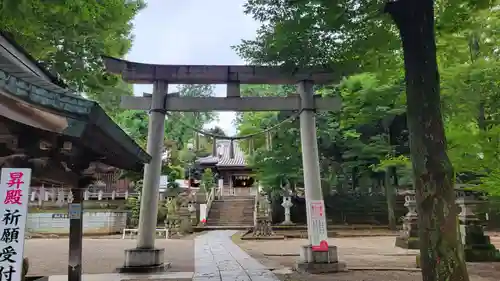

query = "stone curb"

[{"left": 347, "top": 267, "right": 421, "bottom": 272}]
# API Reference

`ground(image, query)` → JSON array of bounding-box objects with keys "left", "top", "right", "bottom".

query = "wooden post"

[{"left": 68, "top": 177, "right": 86, "bottom": 281}]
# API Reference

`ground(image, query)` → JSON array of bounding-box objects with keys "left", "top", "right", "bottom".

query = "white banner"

[
  {"left": 309, "top": 200, "right": 329, "bottom": 252},
  {"left": 0, "top": 168, "right": 31, "bottom": 281},
  {"left": 199, "top": 204, "right": 207, "bottom": 224},
  {"left": 159, "top": 175, "right": 168, "bottom": 188}
]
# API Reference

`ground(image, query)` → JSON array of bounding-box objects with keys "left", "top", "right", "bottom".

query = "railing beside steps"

[
  {"left": 206, "top": 186, "right": 217, "bottom": 215},
  {"left": 199, "top": 185, "right": 219, "bottom": 225}
]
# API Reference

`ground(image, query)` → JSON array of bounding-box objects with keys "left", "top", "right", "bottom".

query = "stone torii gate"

[{"left": 103, "top": 56, "right": 346, "bottom": 273}]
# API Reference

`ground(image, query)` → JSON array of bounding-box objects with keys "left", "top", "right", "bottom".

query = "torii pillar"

[
  {"left": 295, "top": 81, "right": 346, "bottom": 273},
  {"left": 121, "top": 81, "right": 169, "bottom": 272}
]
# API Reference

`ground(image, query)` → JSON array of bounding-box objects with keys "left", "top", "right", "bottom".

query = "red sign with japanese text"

[
  {"left": 309, "top": 200, "right": 329, "bottom": 252},
  {"left": 0, "top": 168, "right": 31, "bottom": 281}
]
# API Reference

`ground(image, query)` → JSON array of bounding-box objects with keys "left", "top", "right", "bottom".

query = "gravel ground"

[
  {"left": 237, "top": 235, "right": 500, "bottom": 281},
  {"left": 24, "top": 238, "right": 195, "bottom": 276},
  {"left": 23, "top": 232, "right": 500, "bottom": 281}
]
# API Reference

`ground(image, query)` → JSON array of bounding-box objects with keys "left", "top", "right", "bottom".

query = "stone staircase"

[{"left": 206, "top": 196, "right": 255, "bottom": 227}]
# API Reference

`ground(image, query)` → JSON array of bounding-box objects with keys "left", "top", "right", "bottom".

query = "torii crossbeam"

[
  {"left": 121, "top": 95, "right": 341, "bottom": 112},
  {"left": 103, "top": 56, "right": 346, "bottom": 273}
]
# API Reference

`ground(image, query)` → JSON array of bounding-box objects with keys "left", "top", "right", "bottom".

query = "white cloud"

[{"left": 126, "top": 0, "right": 259, "bottom": 136}]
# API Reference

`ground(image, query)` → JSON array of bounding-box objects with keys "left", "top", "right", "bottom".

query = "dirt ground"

[
  {"left": 24, "top": 237, "right": 195, "bottom": 276},
  {"left": 237, "top": 234, "right": 500, "bottom": 281}
]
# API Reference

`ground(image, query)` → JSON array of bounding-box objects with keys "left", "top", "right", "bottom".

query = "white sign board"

[
  {"left": 309, "top": 200, "right": 329, "bottom": 252},
  {"left": 0, "top": 168, "right": 31, "bottom": 281},
  {"left": 199, "top": 204, "right": 207, "bottom": 224},
  {"left": 218, "top": 179, "right": 224, "bottom": 197},
  {"left": 159, "top": 175, "right": 168, "bottom": 188},
  {"left": 68, "top": 203, "right": 82, "bottom": 220}
]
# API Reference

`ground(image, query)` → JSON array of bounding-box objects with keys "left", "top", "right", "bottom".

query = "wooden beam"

[
  {"left": 227, "top": 82, "right": 240, "bottom": 97},
  {"left": 0, "top": 154, "right": 79, "bottom": 185},
  {"left": 120, "top": 95, "right": 342, "bottom": 112},
  {"left": 102, "top": 56, "right": 344, "bottom": 85}
]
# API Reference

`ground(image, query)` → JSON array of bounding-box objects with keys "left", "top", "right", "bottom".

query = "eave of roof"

[
  {"left": 0, "top": 31, "right": 67, "bottom": 88},
  {"left": 0, "top": 57, "right": 151, "bottom": 171}
]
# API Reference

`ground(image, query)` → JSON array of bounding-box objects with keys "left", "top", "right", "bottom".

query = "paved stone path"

[{"left": 194, "top": 230, "right": 279, "bottom": 281}]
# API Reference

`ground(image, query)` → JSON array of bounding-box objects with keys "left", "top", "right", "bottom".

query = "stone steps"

[
  {"left": 195, "top": 225, "right": 253, "bottom": 230},
  {"left": 218, "top": 194, "right": 255, "bottom": 199},
  {"left": 206, "top": 197, "right": 255, "bottom": 227}
]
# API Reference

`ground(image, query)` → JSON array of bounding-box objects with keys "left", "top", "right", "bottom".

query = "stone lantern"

[
  {"left": 395, "top": 190, "right": 419, "bottom": 249},
  {"left": 281, "top": 196, "right": 294, "bottom": 225},
  {"left": 455, "top": 188, "right": 499, "bottom": 262}
]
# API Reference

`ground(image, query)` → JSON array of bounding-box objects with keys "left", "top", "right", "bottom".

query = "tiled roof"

[
  {"left": 216, "top": 140, "right": 246, "bottom": 167},
  {"left": 196, "top": 155, "right": 219, "bottom": 165},
  {"left": 196, "top": 140, "right": 247, "bottom": 167}
]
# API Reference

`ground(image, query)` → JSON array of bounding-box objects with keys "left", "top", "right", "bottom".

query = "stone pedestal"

[
  {"left": 395, "top": 192, "right": 419, "bottom": 249},
  {"left": 253, "top": 215, "right": 274, "bottom": 237},
  {"left": 456, "top": 189, "right": 499, "bottom": 262},
  {"left": 178, "top": 208, "right": 193, "bottom": 235},
  {"left": 117, "top": 248, "right": 170, "bottom": 273},
  {"left": 166, "top": 215, "right": 180, "bottom": 238},
  {"left": 295, "top": 245, "right": 346, "bottom": 274},
  {"left": 188, "top": 203, "right": 197, "bottom": 226}
]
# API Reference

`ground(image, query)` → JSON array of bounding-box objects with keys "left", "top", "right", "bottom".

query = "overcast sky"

[{"left": 126, "top": 0, "right": 260, "bottom": 136}]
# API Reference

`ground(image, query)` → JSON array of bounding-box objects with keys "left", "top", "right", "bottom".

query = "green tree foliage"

[
  {"left": 0, "top": 0, "right": 145, "bottom": 112},
  {"left": 442, "top": 59, "right": 500, "bottom": 196},
  {"left": 115, "top": 84, "right": 217, "bottom": 150},
  {"left": 201, "top": 168, "right": 215, "bottom": 193},
  {"left": 125, "top": 180, "right": 143, "bottom": 227},
  {"left": 234, "top": 0, "right": 401, "bottom": 78},
  {"left": 113, "top": 110, "right": 149, "bottom": 149},
  {"left": 240, "top": 73, "right": 405, "bottom": 194},
  {"left": 114, "top": 85, "right": 217, "bottom": 182},
  {"left": 165, "top": 84, "right": 217, "bottom": 148}
]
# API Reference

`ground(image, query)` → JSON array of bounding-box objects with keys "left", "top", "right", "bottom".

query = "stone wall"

[
  {"left": 269, "top": 192, "right": 500, "bottom": 229},
  {"left": 270, "top": 193, "right": 407, "bottom": 225},
  {"left": 477, "top": 197, "right": 500, "bottom": 230},
  {"left": 26, "top": 211, "right": 127, "bottom": 235}
]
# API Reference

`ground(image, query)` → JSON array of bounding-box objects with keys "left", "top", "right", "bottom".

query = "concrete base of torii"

[
  {"left": 295, "top": 245, "right": 347, "bottom": 274},
  {"left": 117, "top": 248, "right": 170, "bottom": 273}
]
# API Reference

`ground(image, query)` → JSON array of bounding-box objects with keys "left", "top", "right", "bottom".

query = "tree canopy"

[{"left": 0, "top": 0, "right": 145, "bottom": 115}]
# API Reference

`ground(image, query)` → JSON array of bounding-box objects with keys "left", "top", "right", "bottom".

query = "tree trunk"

[
  {"left": 385, "top": 169, "right": 397, "bottom": 230},
  {"left": 478, "top": 101, "right": 486, "bottom": 131},
  {"left": 385, "top": 1, "right": 469, "bottom": 281}
]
